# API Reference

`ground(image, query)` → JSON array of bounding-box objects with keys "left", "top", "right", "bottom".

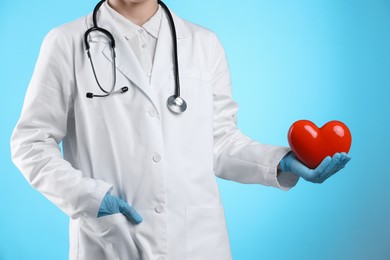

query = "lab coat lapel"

[{"left": 96, "top": 5, "right": 160, "bottom": 112}]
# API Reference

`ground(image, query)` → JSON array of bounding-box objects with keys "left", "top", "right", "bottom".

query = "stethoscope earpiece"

[
  {"left": 167, "top": 95, "right": 187, "bottom": 114},
  {"left": 86, "top": 86, "right": 128, "bottom": 98}
]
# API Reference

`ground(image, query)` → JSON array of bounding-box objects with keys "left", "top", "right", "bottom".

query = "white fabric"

[
  {"left": 105, "top": 1, "right": 161, "bottom": 83},
  {"left": 10, "top": 4, "right": 299, "bottom": 260}
]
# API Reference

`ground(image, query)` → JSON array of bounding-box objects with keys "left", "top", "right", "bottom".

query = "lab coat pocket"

[
  {"left": 186, "top": 205, "right": 232, "bottom": 260},
  {"left": 168, "top": 68, "right": 213, "bottom": 122},
  {"left": 82, "top": 212, "right": 129, "bottom": 229},
  {"left": 78, "top": 213, "right": 141, "bottom": 260}
]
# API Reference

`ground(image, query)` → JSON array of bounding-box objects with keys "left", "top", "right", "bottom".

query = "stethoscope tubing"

[{"left": 84, "top": 0, "right": 187, "bottom": 113}]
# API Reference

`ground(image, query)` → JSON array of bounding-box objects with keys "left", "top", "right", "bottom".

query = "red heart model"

[{"left": 287, "top": 120, "right": 352, "bottom": 169}]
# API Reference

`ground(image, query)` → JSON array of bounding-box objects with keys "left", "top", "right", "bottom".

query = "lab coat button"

[
  {"left": 147, "top": 72, "right": 152, "bottom": 77},
  {"left": 142, "top": 44, "right": 147, "bottom": 48},
  {"left": 152, "top": 152, "right": 161, "bottom": 162},
  {"left": 138, "top": 28, "right": 144, "bottom": 33},
  {"left": 155, "top": 204, "right": 164, "bottom": 213},
  {"left": 148, "top": 109, "right": 157, "bottom": 117}
]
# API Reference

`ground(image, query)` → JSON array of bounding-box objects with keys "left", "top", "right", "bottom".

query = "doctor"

[{"left": 10, "top": 0, "right": 350, "bottom": 259}]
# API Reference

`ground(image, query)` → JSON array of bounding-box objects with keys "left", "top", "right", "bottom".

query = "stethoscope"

[{"left": 84, "top": 0, "right": 187, "bottom": 114}]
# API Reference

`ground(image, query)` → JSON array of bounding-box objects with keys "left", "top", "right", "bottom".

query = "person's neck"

[{"left": 107, "top": 0, "right": 158, "bottom": 26}]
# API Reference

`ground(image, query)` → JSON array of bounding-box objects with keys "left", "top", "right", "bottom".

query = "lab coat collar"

[
  {"left": 85, "top": 2, "right": 189, "bottom": 115},
  {"left": 89, "top": 1, "right": 188, "bottom": 39},
  {"left": 104, "top": 1, "right": 162, "bottom": 40},
  {"left": 142, "top": 5, "right": 162, "bottom": 39}
]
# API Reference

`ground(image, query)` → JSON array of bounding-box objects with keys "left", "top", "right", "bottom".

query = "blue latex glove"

[
  {"left": 279, "top": 152, "right": 351, "bottom": 183},
  {"left": 97, "top": 193, "right": 143, "bottom": 224}
]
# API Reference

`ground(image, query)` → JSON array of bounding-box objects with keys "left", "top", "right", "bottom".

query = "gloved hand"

[
  {"left": 279, "top": 152, "right": 351, "bottom": 183},
  {"left": 97, "top": 193, "right": 143, "bottom": 224}
]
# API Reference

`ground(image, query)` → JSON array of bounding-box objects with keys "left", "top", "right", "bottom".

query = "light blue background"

[{"left": 1, "top": 0, "right": 389, "bottom": 259}]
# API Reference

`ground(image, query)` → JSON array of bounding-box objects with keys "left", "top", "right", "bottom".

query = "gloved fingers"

[
  {"left": 319, "top": 153, "right": 341, "bottom": 176},
  {"left": 295, "top": 153, "right": 351, "bottom": 183},
  {"left": 335, "top": 152, "right": 351, "bottom": 171},
  {"left": 317, "top": 153, "right": 342, "bottom": 181},
  {"left": 325, "top": 152, "right": 350, "bottom": 175},
  {"left": 339, "top": 152, "right": 351, "bottom": 163},
  {"left": 306, "top": 155, "right": 335, "bottom": 183},
  {"left": 119, "top": 201, "right": 143, "bottom": 224}
]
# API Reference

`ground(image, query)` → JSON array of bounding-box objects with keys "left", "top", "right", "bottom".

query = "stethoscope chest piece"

[{"left": 167, "top": 95, "right": 187, "bottom": 114}]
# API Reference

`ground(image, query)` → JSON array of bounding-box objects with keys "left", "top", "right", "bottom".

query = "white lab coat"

[{"left": 10, "top": 5, "right": 299, "bottom": 260}]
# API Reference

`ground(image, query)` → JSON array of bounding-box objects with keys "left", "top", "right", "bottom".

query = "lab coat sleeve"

[
  {"left": 10, "top": 28, "right": 112, "bottom": 218},
  {"left": 210, "top": 33, "right": 299, "bottom": 190}
]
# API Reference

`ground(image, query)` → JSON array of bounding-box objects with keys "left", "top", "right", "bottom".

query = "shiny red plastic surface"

[{"left": 287, "top": 120, "right": 352, "bottom": 169}]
